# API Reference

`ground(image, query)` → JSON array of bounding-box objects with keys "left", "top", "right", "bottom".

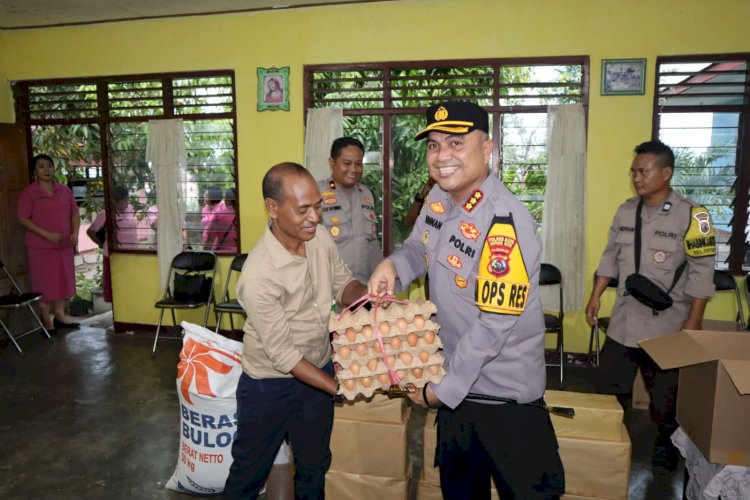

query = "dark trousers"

[
  {"left": 598, "top": 337, "right": 678, "bottom": 426},
  {"left": 222, "top": 363, "right": 334, "bottom": 500},
  {"left": 434, "top": 401, "right": 565, "bottom": 500}
]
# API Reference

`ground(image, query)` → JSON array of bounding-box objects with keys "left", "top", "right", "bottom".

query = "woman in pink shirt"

[
  {"left": 87, "top": 186, "right": 138, "bottom": 302},
  {"left": 17, "top": 154, "right": 81, "bottom": 331}
]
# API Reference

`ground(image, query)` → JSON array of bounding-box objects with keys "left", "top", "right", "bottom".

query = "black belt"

[{"left": 465, "top": 393, "right": 575, "bottom": 418}]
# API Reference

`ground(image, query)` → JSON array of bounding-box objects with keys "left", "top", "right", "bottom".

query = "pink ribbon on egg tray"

[{"left": 339, "top": 293, "right": 408, "bottom": 386}]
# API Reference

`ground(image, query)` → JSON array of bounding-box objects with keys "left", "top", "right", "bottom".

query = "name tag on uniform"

[{"left": 475, "top": 215, "right": 530, "bottom": 315}]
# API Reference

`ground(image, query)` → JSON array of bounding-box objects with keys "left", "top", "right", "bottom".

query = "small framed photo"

[
  {"left": 257, "top": 67, "right": 290, "bottom": 111},
  {"left": 601, "top": 58, "right": 647, "bottom": 95}
]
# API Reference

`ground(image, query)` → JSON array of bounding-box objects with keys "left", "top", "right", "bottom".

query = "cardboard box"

[
  {"left": 330, "top": 411, "right": 410, "bottom": 478},
  {"left": 423, "top": 413, "right": 630, "bottom": 499},
  {"left": 558, "top": 425, "right": 631, "bottom": 500},
  {"left": 326, "top": 470, "right": 409, "bottom": 500},
  {"left": 334, "top": 393, "right": 408, "bottom": 424},
  {"left": 640, "top": 330, "right": 750, "bottom": 466},
  {"left": 422, "top": 421, "right": 439, "bottom": 485},
  {"left": 545, "top": 390, "right": 623, "bottom": 441}
]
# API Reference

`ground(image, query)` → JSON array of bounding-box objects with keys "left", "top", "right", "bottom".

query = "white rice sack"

[{"left": 166, "top": 321, "right": 244, "bottom": 494}]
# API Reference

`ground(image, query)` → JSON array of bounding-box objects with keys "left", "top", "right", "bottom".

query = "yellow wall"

[
  {"left": 0, "top": 35, "right": 11, "bottom": 122},
  {"left": 2, "top": 0, "right": 748, "bottom": 348}
]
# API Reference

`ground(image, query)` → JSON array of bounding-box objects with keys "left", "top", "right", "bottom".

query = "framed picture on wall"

[
  {"left": 257, "top": 67, "right": 290, "bottom": 111},
  {"left": 601, "top": 58, "right": 646, "bottom": 95}
]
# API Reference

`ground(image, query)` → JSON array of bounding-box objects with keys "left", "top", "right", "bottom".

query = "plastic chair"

[
  {"left": 713, "top": 270, "right": 746, "bottom": 329},
  {"left": 0, "top": 260, "right": 53, "bottom": 355},
  {"left": 214, "top": 253, "right": 248, "bottom": 334},
  {"left": 744, "top": 274, "right": 750, "bottom": 331},
  {"left": 540, "top": 263, "right": 564, "bottom": 387},
  {"left": 152, "top": 251, "right": 217, "bottom": 355},
  {"left": 588, "top": 274, "right": 619, "bottom": 367}
]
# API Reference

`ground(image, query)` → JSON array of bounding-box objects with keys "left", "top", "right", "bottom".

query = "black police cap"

[{"left": 415, "top": 101, "right": 489, "bottom": 141}]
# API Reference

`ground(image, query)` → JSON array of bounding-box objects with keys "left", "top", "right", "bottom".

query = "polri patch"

[
  {"left": 323, "top": 197, "right": 337, "bottom": 205},
  {"left": 330, "top": 226, "right": 340, "bottom": 238}
]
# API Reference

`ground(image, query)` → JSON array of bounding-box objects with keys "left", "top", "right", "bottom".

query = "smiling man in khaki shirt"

[{"left": 223, "top": 162, "right": 366, "bottom": 500}]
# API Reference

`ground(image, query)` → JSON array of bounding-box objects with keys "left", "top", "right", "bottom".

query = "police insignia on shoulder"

[
  {"left": 684, "top": 207, "right": 716, "bottom": 257},
  {"left": 462, "top": 190, "right": 484, "bottom": 212},
  {"left": 475, "top": 215, "right": 530, "bottom": 315}
]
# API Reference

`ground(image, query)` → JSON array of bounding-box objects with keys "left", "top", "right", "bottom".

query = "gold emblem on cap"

[{"left": 434, "top": 106, "right": 449, "bottom": 122}]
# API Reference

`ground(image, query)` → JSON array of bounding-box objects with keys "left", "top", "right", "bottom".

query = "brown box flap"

[
  {"left": 722, "top": 359, "right": 750, "bottom": 395},
  {"left": 639, "top": 330, "right": 750, "bottom": 370}
]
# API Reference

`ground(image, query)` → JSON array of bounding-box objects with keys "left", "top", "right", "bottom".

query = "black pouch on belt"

[{"left": 625, "top": 198, "right": 686, "bottom": 315}]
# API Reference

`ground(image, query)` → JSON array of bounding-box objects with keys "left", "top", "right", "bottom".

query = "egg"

[
  {"left": 350, "top": 361, "right": 361, "bottom": 375},
  {"left": 423, "top": 330, "right": 436, "bottom": 344},
  {"left": 379, "top": 321, "right": 391, "bottom": 335},
  {"left": 355, "top": 343, "right": 368, "bottom": 357},
  {"left": 385, "top": 355, "right": 396, "bottom": 368},
  {"left": 366, "top": 358, "right": 379, "bottom": 371},
  {"left": 406, "top": 332, "right": 419, "bottom": 347},
  {"left": 389, "top": 336, "right": 401, "bottom": 350},
  {"left": 400, "top": 351, "right": 413, "bottom": 365},
  {"left": 412, "top": 368, "right": 424, "bottom": 378},
  {"left": 428, "top": 364, "right": 440, "bottom": 375},
  {"left": 413, "top": 314, "right": 425, "bottom": 329},
  {"left": 343, "top": 379, "right": 355, "bottom": 390},
  {"left": 360, "top": 376, "right": 372, "bottom": 388},
  {"left": 418, "top": 350, "right": 430, "bottom": 363},
  {"left": 337, "top": 345, "right": 351, "bottom": 360},
  {"left": 372, "top": 342, "right": 382, "bottom": 354},
  {"left": 377, "top": 373, "right": 390, "bottom": 385},
  {"left": 361, "top": 325, "right": 373, "bottom": 339},
  {"left": 396, "top": 317, "right": 409, "bottom": 333},
  {"left": 345, "top": 327, "right": 357, "bottom": 342}
]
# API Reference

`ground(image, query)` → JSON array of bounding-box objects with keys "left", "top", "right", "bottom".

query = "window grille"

[
  {"left": 14, "top": 70, "right": 239, "bottom": 254},
  {"left": 654, "top": 55, "right": 750, "bottom": 272}
]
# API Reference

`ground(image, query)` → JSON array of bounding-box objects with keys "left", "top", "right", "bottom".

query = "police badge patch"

[
  {"left": 684, "top": 206, "right": 716, "bottom": 257},
  {"left": 475, "top": 215, "right": 530, "bottom": 315},
  {"left": 429, "top": 201, "right": 446, "bottom": 214}
]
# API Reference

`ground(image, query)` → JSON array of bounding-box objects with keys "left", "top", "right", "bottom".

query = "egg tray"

[
  {"left": 333, "top": 337, "right": 443, "bottom": 369},
  {"left": 331, "top": 319, "right": 441, "bottom": 349},
  {"left": 337, "top": 364, "right": 447, "bottom": 400},
  {"left": 335, "top": 351, "right": 444, "bottom": 379},
  {"left": 329, "top": 298, "right": 438, "bottom": 333}
]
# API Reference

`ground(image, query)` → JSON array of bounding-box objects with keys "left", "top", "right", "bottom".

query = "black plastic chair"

[
  {"left": 713, "top": 270, "right": 746, "bottom": 329},
  {"left": 0, "top": 260, "right": 53, "bottom": 355},
  {"left": 214, "top": 253, "right": 248, "bottom": 334},
  {"left": 152, "top": 251, "right": 217, "bottom": 355},
  {"left": 588, "top": 274, "right": 619, "bottom": 367},
  {"left": 540, "top": 263, "right": 564, "bottom": 387}
]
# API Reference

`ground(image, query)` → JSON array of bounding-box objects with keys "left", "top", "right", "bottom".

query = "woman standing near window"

[{"left": 17, "top": 154, "right": 81, "bottom": 332}]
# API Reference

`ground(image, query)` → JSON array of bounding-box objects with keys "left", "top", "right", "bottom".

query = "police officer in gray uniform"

[
  {"left": 369, "top": 102, "right": 564, "bottom": 499},
  {"left": 586, "top": 140, "right": 716, "bottom": 470},
  {"left": 318, "top": 137, "right": 383, "bottom": 283}
]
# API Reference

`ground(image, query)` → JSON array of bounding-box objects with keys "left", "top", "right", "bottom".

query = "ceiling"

[{"left": 0, "top": 0, "right": 388, "bottom": 30}]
